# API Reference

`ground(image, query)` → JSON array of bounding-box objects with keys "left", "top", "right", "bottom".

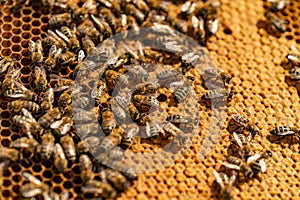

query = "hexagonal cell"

[
  {"left": 12, "top": 36, "right": 22, "bottom": 43},
  {"left": 21, "top": 23, "right": 31, "bottom": 31},
  {"left": 21, "top": 58, "right": 31, "bottom": 66},
  {"left": 1, "top": 49, "right": 12, "bottom": 56},
  {"left": 12, "top": 175, "right": 22, "bottom": 183},
  {"left": 2, "top": 24, "right": 12, "bottom": 31},
  {"left": 21, "top": 16, "right": 31, "bottom": 23},
  {"left": 1, "top": 40, "right": 12, "bottom": 48},
  {"left": 12, "top": 45, "right": 22, "bottom": 52},
  {"left": 22, "top": 9, "right": 32, "bottom": 15},
  {"left": 32, "top": 28, "right": 41, "bottom": 35},
  {"left": 2, "top": 32, "right": 12, "bottom": 39},
  {"left": 1, "top": 129, "right": 11, "bottom": 137},
  {"left": 12, "top": 28, "right": 22, "bottom": 34},
  {"left": 21, "top": 32, "right": 31, "bottom": 39},
  {"left": 1, "top": 120, "right": 11, "bottom": 127},
  {"left": 3, "top": 16, "right": 13, "bottom": 22}
]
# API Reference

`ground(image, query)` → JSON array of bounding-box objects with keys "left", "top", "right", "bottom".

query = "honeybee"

[
  {"left": 82, "top": 36, "right": 96, "bottom": 54},
  {"left": 166, "top": 115, "right": 190, "bottom": 124},
  {"left": 50, "top": 116, "right": 73, "bottom": 136},
  {"left": 108, "top": 146, "right": 124, "bottom": 161},
  {"left": 99, "top": 7, "right": 117, "bottom": 29},
  {"left": 0, "top": 147, "right": 20, "bottom": 162},
  {"left": 98, "top": 127, "right": 124, "bottom": 154},
  {"left": 12, "top": 108, "right": 43, "bottom": 138},
  {"left": 40, "top": 88, "right": 54, "bottom": 112},
  {"left": 36, "top": 132, "right": 55, "bottom": 161},
  {"left": 247, "top": 150, "right": 272, "bottom": 177},
  {"left": 121, "top": 123, "right": 139, "bottom": 149},
  {"left": 60, "top": 135, "right": 76, "bottom": 163},
  {"left": 269, "top": 0, "right": 290, "bottom": 12},
  {"left": 50, "top": 74, "right": 74, "bottom": 88},
  {"left": 55, "top": 50, "right": 76, "bottom": 65},
  {"left": 0, "top": 160, "right": 10, "bottom": 187},
  {"left": 104, "top": 70, "right": 129, "bottom": 90},
  {"left": 9, "top": 100, "right": 40, "bottom": 113},
  {"left": 77, "top": 136, "right": 101, "bottom": 154},
  {"left": 156, "top": 69, "right": 181, "bottom": 84},
  {"left": 162, "top": 121, "right": 184, "bottom": 139},
  {"left": 4, "top": 85, "right": 38, "bottom": 101},
  {"left": 72, "top": 0, "right": 97, "bottom": 22},
  {"left": 264, "top": 10, "right": 288, "bottom": 33},
  {"left": 12, "top": 137, "right": 39, "bottom": 155},
  {"left": 146, "top": 10, "right": 165, "bottom": 23},
  {"left": 91, "top": 80, "right": 107, "bottom": 105},
  {"left": 29, "top": 39, "right": 43, "bottom": 64},
  {"left": 102, "top": 169, "right": 131, "bottom": 191},
  {"left": 167, "top": 14, "right": 188, "bottom": 34},
  {"left": 174, "top": 82, "right": 191, "bottom": 103},
  {"left": 43, "top": 45, "right": 61, "bottom": 71},
  {"left": 232, "top": 132, "right": 251, "bottom": 160},
  {"left": 133, "top": 83, "right": 160, "bottom": 95},
  {"left": 0, "top": 56, "right": 16, "bottom": 74},
  {"left": 125, "top": 64, "right": 149, "bottom": 82},
  {"left": 213, "top": 171, "right": 236, "bottom": 200},
  {"left": 101, "top": 108, "right": 117, "bottom": 135},
  {"left": 43, "top": 30, "right": 68, "bottom": 50},
  {"left": 52, "top": 143, "right": 68, "bottom": 173},
  {"left": 202, "top": 68, "right": 232, "bottom": 89},
  {"left": 108, "top": 161, "right": 137, "bottom": 180},
  {"left": 127, "top": 103, "right": 140, "bottom": 121},
  {"left": 77, "top": 20, "right": 102, "bottom": 42},
  {"left": 79, "top": 154, "right": 93, "bottom": 183},
  {"left": 82, "top": 180, "right": 117, "bottom": 199},
  {"left": 197, "top": 0, "right": 220, "bottom": 35},
  {"left": 49, "top": 13, "right": 72, "bottom": 27},
  {"left": 191, "top": 15, "right": 206, "bottom": 45},
  {"left": 38, "top": 107, "right": 62, "bottom": 128},
  {"left": 286, "top": 56, "right": 300, "bottom": 72},
  {"left": 21, "top": 172, "right": 51, "bottom": 199},
  {"left": 75, "top": 123, "right": 101, "bottom": 138},
  {"left": 227, "top": 115, "right": 259, "bottom": 139},
  {"left": 91, "top": 14, "right": 113, "bottom": 38},
  {"left": 56, "top": 25, "right": 80, "bottom": 53},
  {"left": 181, "top": 1, "right": 197, "bottom": 17},
  {"left": 270, "top": 125, "right": 300, "bottom": 138},
  {"left": 201, "top": 88, "right": 233, "bottom": 106},
  {"left": 132, "top": 94, "right": 160, "bottom": 112},
  {"left": 110, "top": 99, "right": 127, "bottom": 123},
  {"left": 2, "top": 65, "right": 21, "bottom": 92},
  {"left": 73, "top": 108, "right": 97, "bottom": 123},
  {"left": 33, "top": 66, "right": 47, "bottom": 92},
  {"left": 125, "top": 4, "right": 145, "bottom": 23},
  {"left": 288, "top": 67, "right": 300, "bottom": 81},
  {"left": 145, "top": 121, "right": 161, "bottom": 139}
]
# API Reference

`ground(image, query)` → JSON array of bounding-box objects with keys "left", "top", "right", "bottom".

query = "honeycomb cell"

[
  {"left": 32, "top": 20, "right": 41, "bottom": 27},
  {"left": 21, "top": 66, "right": 31, "bottom": 74},
  {"left": 1, "top": 120, "right": 11, "bottom": 127},
  {"left": 3, "top": 16, "right": 12, "bottom": 22},
  {"left": 32, "top": 28, "right": 41, "bottom": 35},
  {"left": 2, "top": 32, "right": 12, "bottom": 39},
  {"left": 12, "top": 175, "right": 22, "bottom": 183},
  {"left": 20, "top": 76, "right": 32, "bottom": 84},
  {"left": 21, "top": 32, "right": 31, "bottom": 39},
  {"left": 3, "top": 180, "right": 12, "bottom": 187},
  {"left": 63, "top": 181, "right": 73, "bottom": 189},
  {"left": 22, "top": 16, "right": 31, "bottom": 23},
  {"left": 20, "top": 58, "right": 31, "bottom": 66},
  {"left": 22, "top": 9, "right": 32, "bottom": 15},
  {"left": 12, "top": 45, "right": 22, "bottom": 52},
  {"left": 1, "top": 40, "right": 12, "bottom": 48},
  {"left": 2, "top": 24, "right": 12, "bottom": 31},
  {"left": 1, "top": 138, "right": 11, "bottom": 147},
  {"left": 21, "top": 23, "right": 31, "bottom": 30}
]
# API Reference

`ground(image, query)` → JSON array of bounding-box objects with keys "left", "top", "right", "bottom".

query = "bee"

[
  {"left": 12, "top": 108, "right": 43, "bottom": 138},
  {"left": 73, "top": 108, "right": 98, "bottom": 123},
  {"left": 50, "top": 116, "right": 73, "bottom": 136},
  {"left": 232, "top": 132, "right": 251, "bottom": 160},
  {"left": 133, "top": 83, "right": 160, "bottom": 95},
  {"left": 201, "top": 88, "right": 233, "bottom": 106},
  {"left": 125, "top": 4, "right": 145, "bottom": 23},
  {"left": 288, "top": 67, "right": 300, "bottom": 81},
  {"left": 125, "top": 64, "right": 149, "bottom": 82},
  {"left": 36, "top": 132, "right": 55, "bottom": 161},
  {"left": 12, "top": 137, "right": 39, "bottom": 156},
  {"left": 0, "top": 56, "right": 16, "bottom": 74},
  {"left": 202, "top": 68, "right": 232, "bottom": 89},
  {"left": 91, "top": 80, "right": 107, "bottom": 105},
  {"left": 108, "top": 146, "right": 124, "bottom": 161},
  {"left": 33, "top": 66, "right": 47, "bottom": 92},
  {"left": 270, "top": 125, "right": 300, "bottom": 138},
  {"left": 60, "top": 135, "right": 76, "bottom": 163},
  {"left": 213, "top": 171, "right": 236, "bottom": 200},
  {"left": 4, "top": 85, "right": 38, "bottom": 101},
  {"left": 40, "top": 88, "right": 54, "bottom": 112},
  {"left": 227, "top": 114, "right": 248, "bottom": 134},
  {"left": 104, "top": 70, "right": 129, "bottom": 90},
  {"left": 191, "top": 16, "right": 206, "bottom": 45},
  {"left": 2, "top": 65, "right": 21, "bottom": 92},
  {"left": 145, "top": 121, "right": 161, "bottom": 139},
  {"left": 181, "top": 1, "right": 197, "bottom": 17},
  {"left": 98, "top": 127, "right": 124, "bottom": 154},
  {"left": 55, "top": 50, "right": 76, "bottom": 65},
  {"left": 77, "top": 136, "right": 101, "bottom": 154},
  {"left": 101, "top": 108, "right": 117, "bottom": 135},
  {"left": 286, "top": 54, "right": 300, "bottom": 70},
  {"left": 127, "top": 103, "right": 140, "bottom": 121},
  {"left": 72, "top": 0, "right": 97, "bottom": 22},
  {"left": 0, "top": 160, "right": 10, "bottom": 188},
  {"left": 21, "top": 172, "right": 51, "bottom": 199},
  {"left": 146, "top": 10, "right": 165, "bottom": 23},
  {"left": 9, "top": 100, "right": 40, "bottom": 113},
  {"left": 0, "top": 147, "right": 20, "bottom": 162},
  {"left": 77, "top": 20, "right": 102, "bottom": 42},
  {"left": 82, "top": 180, "right": 117, "bottom": 199},
  {"left": 167, "top": 14, "right": 188, "bottom": 34},
  {"left": 166, "top": 115, "right": 190, "bottom": 124},
  {"left": 38, "top": 107, "right": 62, "bottom": 128},
  {"left": 197, "top": 0, "right": 220, "bottom": 35},
  {"left": 162, "top": 121, "right": 184, "bottom": 140},
  {"left": 269, "top": 0, "right": 290, "bottom": 12},
  {"left": 174, "top": 82, "right": 191, "bottom": 103},
  {"left": 75, "top": 123, "right": 101, "bottom": 138},
  {"left": 43, "top": 30, "right": 68, "bottom": 50},
  {"left": 82, "top": 36, "right": 96, "bottom": 54},
  {"left": 91, "top": 14, "right": 113, "bottom": 38},
  {"left": 50, "top": 74, "right": 74, "bottom": 88},
  {"left": 264, "top": 10, "right": 288, "bottom": 33},
  {"left": 99, "top": 7, "right": 117, "bottom": 29},
  {"left": 52, "top": 143, "right": 68, "bottom": 173},
  {"left": 102, "top": 169, "right": 131, "bottom": 191},
  {"left": 132, "top": 94, "right": 160, "bottom": 112},
  {"left": 110, "top": 99, "right": 127, "bottom": 123},
  {"left": 56, "top": 25, "right": 80, "bottom": 53},
  {"left": 79, "top": 154, "right": 93, "bottom": 183},
  {"left": 73, "top": 95, "right": 91, "bottom": 109},
  {"left": 121, "top": 123, "right": 139, "bottom": 149},
  {"left": 29, "top": 39, "right": 43, "bottom": 64},
  {"left": 49, "top": 13, "right": 72, "bottom": 27},
  {"left": 108, "top": 161, "right": 137, "bottom": 180},
  {"left": 156, "top": 69, "right": 181, "bottom": 84},
  {"left": 43, "top": 45, "right": 61, "bottom": 71}
]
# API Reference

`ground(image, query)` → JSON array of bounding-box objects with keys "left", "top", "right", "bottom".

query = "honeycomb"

[{"left": 0, "top": 0, "right": 300, "bottom": 200}]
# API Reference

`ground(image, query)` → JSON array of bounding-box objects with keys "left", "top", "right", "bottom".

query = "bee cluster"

[
  {"left": 213, "top": 114, "right": 272, "bottom": 200},
  {"left": 283, "top": 46, "right": 300, "bottom": 90},
  {"left": 0, "top": 0, "right": 227, "bottom": 199},
  {"left": 264, "top": 0, "right": 290, "bottom": 33}
]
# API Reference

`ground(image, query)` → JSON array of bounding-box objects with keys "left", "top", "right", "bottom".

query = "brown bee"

[
  {"left": 55, "top": 50, "right": 76, "bottom": 65},
  {"left": 60, "top": 135, "right": 76, "bottom": 163},
  {"left": 133, "top": 83, "right": 160, "bottom": 95},
  {"left": 91, "top": 14, "right": 113, "bottom": 38},
  {"left": 72, "top": 0, "right": 97, "bottom": 22},
  {"left": 36, "top": 132, "right": 55, "bottom": 161},
  {"left": 49, "top": 13, "right": 72, "bottom": 27},
  {"left": 191, "top": 15, "right": 206, "bottom": 45},
  {"left": 50, "top": 116, "right": 73, "bottom": 136},
  {"left": 9, "top": 100, "right": 40, "bottom": 113},
  {"left": 43, "top": 30, "right": 68, "bottom": 50},
  {"left": 121, "top": 123, "right": 139, "bottom": 149},
  {"left": 104, "top": 70, "right": 129, "bottom": 90},
  {"left": 127, "top": 103, "right": 140, "bottom": 121},
  {"left": 232, "top": 132, "right": 252, "bottom": 160},
  {"left": 167, "top": 13, "right": 188, "bottom": 34},
  {"left": 99, "top": 7, "right": 117, "bottom": 29},
  {"left": 50, "top": 74, "right": 74, "bottom": 88},
  {"left": 77, "top": 20, "right": 102, "bottom": 42},
  {"left": 82, "top": 180, "right": 117, "bottom": 199},
  {"left": 21, "top": 172, "right": 51, "bottom": 199},
  {"left": 101, "top": 108, "right": 117, "bottom": 135},
  {"left": 265, "top": 10, "right": 288, "bottom": 33},
  {"left": 125, "top": 4, "right": 145, "bottom": 23},
  {"left": 270, "top": 125, "right": 300, "bottom": 139},
  {"left": 12, "top": 137, "right": 39, "bottom": 155},
  {"left": 269, "top": 0, "right": 290, "bottom": 12},
  {"left": 91, "top": 79, "right": 106, "bottom": 105},
  {"left": 102, "top": 169, "right": 131, "bottom": 191},
  {"left": 132, "top": 94, "right": 160, "bottom": 112},
  {"left": 79, "top": 154, "right": 93, "bottom": 183},
  {"left": 4, "top": 85, "right": 38, "bottom": 101},
  {"left": 43, "top": 45, "right": 61, "bottom": 71},
  {"left": 227, "top": 114, "right": 259, "bottom": 138},
  {"left": 202, "top": 68, "right": 232, "bottom": 89},
  {"left": 0, "top": 147, "right": 20, "bottom": 162},
  {"left": 56, "top": 25, "right": 80, "bottom": 52},
  {"left": 2, "top": 65, "right": 21, "bottom": 92},
  {"left": 213, "top": 171, "right": 236, "bottom": 200},
  {"left": 29, "top": 39, "right": 43, "bottom": 64},
  {"left": 82, "top": 36, "right": 95, "bottom": 54},
  {"left": 40, "top": 88, "right": 54, "bottom": 112},
  {"left": 0, "top": 56, "right": 16, "bottom": 74},
  {"left": 53, "top": 143, "right": 68, "bottom": 173},
  {"left": 98, "top": 127, "right": 124, "bottom": 154},
  {"left": 33, "top": 66, "right": 47, "bottom": 92},
  {"left": 38, "top": 107, "right": 62, "bottom": 128},
  {"left": 77, "top": 136, "right": 101, "bottom": 154},
  {"left": 197, "top": 0, "right": 220, "bottom": 35},
  {"left": 162, "top": 121, "right": 184, "bottom": 140},
  {"left": 12, "top": 108, "right": 43, "bottom": 138},
  {"left": 201, "top": 88, "right": 233, "bottom": 106}
]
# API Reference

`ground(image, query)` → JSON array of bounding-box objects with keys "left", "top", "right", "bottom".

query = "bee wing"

[
  {"left": 81, "top": 187, "right": 103, "bottom": 194},
  {"left": 47, "top": 29, "right": 59, "bottom": 38},
  {"left": 233, "top": 132, "right": 243, "bottom": 148},
  {"left": 213, "top": 171, "right": 225, "bottom": 189},
  {"left": 259, "top": 159, "right": 267, "bottom": 173},
  {"left": 55, "top": 29, "right": 70, "bottom": 43},
  {"left": 28, "top": 39, "right": 35, "bottom": 51},
  {"left": 50, "top": 119, "right": 64, "bottom": 129},
  {"left": 61, "top": 123, "right": 72, "bottom": 135},
  {"left": 42, "top": 88, "right": 54, "bottom": 103},
  {"left": 83, "top": 0, "right": 97, "bottom": 10},
  {"left": 21, "top": 187, "right": 43, "bottom": 197},
  {"left": 48, "top": 45, "right": 57, "bottom": 58},
  {"left": 78, "top": 50, "right": 85, "bottom": 62},
  {"left": 247, "top": 154, "right": 261, "bottom": 164},
  {"left": 60, "top": 191, "right": 69, "bottom": 200},
  {"left": 222, "top": 162, "right": 241, "bottom": 170},
  {"left": 34, "top": 66, "right": 42, "bottom": 77},
  {"left": 229, "top": 174, "right": 236, "bottom": 186},
  {"left": 21, "top": 108, "right": 35, "bottom": 122},
  {"left": 22, "top": 172, "right": 42, "bottom": 185},
  {"left": 291, "top": 45, "right": 300, "bottom": 54},
  {"left": 13, "top": 80, "right": 28, "bottom": 91},
  {"left": 12, "top": 142, "right": 29, "bottom": 149}
]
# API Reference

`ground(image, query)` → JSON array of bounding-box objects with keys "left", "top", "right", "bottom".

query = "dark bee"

[
  {"left": 264, "top": 10, "right": 288, "bottom": 33},
  {"left": 202, "top": 68, "right": 232, "bottom": 89},
  {"left": 8, "top": 100, "right": 40, "bottom": 113},
  {"left": 125, "top": 4, "right": 145, "bottom": 24},
  {"left": 49, "top": 13, "right": 72, "bottom": 27},
  {"left": 38, "top": 107, "right": 62, "bottom": 128},
  {"left": 60, "top": 135, "right": 76, "bottom": 164},
  {"left": 36, "top": 132, "right": 55, "bottom": 161},
  {"left": 99, "top": 7, "right": 117, "bottom": 29},
  {"left": 29, "top": 39, "right": 43, "bottom": 64},
  {"left": 213, "top": 171, "right": 236, "bottom": 200},
  {"left": 121, "top": 123, "right": 139, "bottom": 149},
  {"left": 101, "top": 108, "right": 117, "bottom": 135},
  {"left": 56, "top": 25, "right": 80, "bottom": 52},
  {"left": 81, "top": 180, "right": 117, "bottom": 199},
  {"left": 33, "top": 66, "right": 47, "bottom": 92},
  {"left": 43, "top": 30, "right": 68, "bottom": 50},
  {"left": 133, "top": 83, "right": 160, "bottom": 95},
  {"left": 201, "top": 88, "right": 233, "bottom": 106},
  {"left": 79, "top": 154, "right": 93, "bottom": 183},
  {"left": 269, "top": 0, "right": 290, "bottom": 12},
  {"left": 270, "top": 125, "right": 300, "bottom": 138},
  {"left": 82, "top": 36, "right": 95, "bottom": 54},
  {"left": 91, "top": 14, "right": 113, "bottom": 38},
  {"left": 0, "top": 56, "right": 16, "bottom": 74},
  {"left": 232, "top": 132, "right": 251, "bottom": 160},
  {"left": 77, "top": 20, "right": 102, "bottom": 43}
]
